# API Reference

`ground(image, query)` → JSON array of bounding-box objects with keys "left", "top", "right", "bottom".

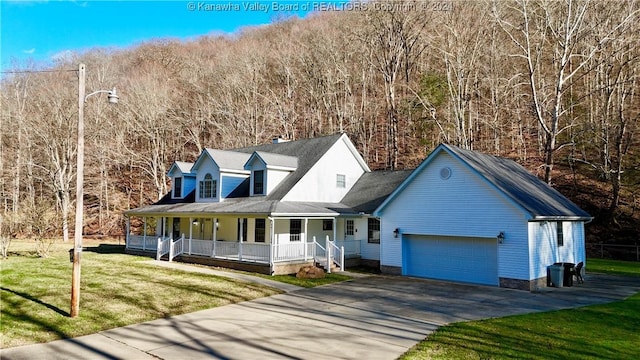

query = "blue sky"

[{"left": 1, "top": 0, "right": 346, "bottom": 70}]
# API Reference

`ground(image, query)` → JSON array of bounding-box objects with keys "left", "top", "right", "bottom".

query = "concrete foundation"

[
  {"left": 499, "top": 277, "right": 547, "bottom": 291},
  {"left": 380, "top": 265, "right": 402, "bottom": 275}
]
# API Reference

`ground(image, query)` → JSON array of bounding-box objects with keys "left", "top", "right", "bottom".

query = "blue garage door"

[{"left": 403, "top": 235, "right": 498, "bottom": 286}]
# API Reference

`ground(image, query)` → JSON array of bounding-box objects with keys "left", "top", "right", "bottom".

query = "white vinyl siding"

[
  {"left": 282, "top": 136, "right": 367, "bottom": 202},
  {"left": 529, "top": 221, "right": 586, "bottom": 280},
  {"left": 378, "top": 152, "right": 530, "bottom": 281}
]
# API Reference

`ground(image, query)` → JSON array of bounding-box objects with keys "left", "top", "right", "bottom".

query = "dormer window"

[
  {"left": 253, "top": 170, "right": 264, "bottom": 195},
  {"left": 199, "top": 173, "right": 217, "bottom": 199},
  {"left": 173, "top": 177, "right": 182, "bottom": 198}
]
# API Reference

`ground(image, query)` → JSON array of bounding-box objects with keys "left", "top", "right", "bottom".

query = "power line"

[{"left": 1, "top": 69, "right": 77, "bottom": 74}]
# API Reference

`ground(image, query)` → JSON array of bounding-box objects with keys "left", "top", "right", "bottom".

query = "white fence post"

[
  {"left": 340, "top": 245, "right": 345, "bottom": 272},
  {"left": 156, "top": 237, "right": 161, "bottom": 260},
  {"left": 169, "top": 239, "right": 174, "bottom": 262}
]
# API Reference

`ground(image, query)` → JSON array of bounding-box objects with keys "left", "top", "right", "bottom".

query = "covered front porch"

[{"left": 125, "top": 214, "right": 364, "bottom": 274}]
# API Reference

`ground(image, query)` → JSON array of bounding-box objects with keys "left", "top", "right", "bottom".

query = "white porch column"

[
  {"left": 142, "top": 217, "right": 147, "bottom": 251},
  {"left": 125, "top": 217, "right": 130, "bottom": 249},
  {"left": 239, "top": 218, "right": 244, "bottom": 261},
  {"left": 188, "top": 217, "right": 193, "bottom": 255},
  {"left": 326, "top": 235, "right": 331, "bottom": 274},
  {"left": 304, "top": 218, "right": 309, "bottom": 260},
  {"left": 162, "top": 217, "right": 166, "bottom": 239},
  {"left": 212, "top": 217, "right": 218, "bottom": 257},
  {"left": 269, "top": 217, "right": 275, "bottom": 265},
  {"left": 332, "top": 217, "right": 337, "bottom": 242}
]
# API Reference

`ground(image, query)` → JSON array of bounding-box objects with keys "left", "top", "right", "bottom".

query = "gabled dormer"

[
  {"left": 191, "top": 149, "right": 251, "bottom": 202},
  {"left": 167, "top": 161, "right": 196, "bottom": 200},
  {"left": 244, "top": 151, "right": 298, "bottom": 196}
]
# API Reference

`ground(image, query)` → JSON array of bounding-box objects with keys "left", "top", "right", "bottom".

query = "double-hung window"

[
  {"left": 253, "top": 170, "right": 264, "bottom": 195},
  {"left": 199, "top": 173, "right": 216, "bottom": 199},
  {"left": 290, "top": 219, "right": 302, "bottom": 242},
  {"left": 255, "top": 219, "right": 266, "bottom": 243},
  {"left": 173, "top": 177, "right": 182, "bottom": 198}
]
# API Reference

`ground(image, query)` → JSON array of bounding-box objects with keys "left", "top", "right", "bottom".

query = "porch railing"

[
  {"left": 126, "top": 235, "right": 161, "bottom": 251},
  {"left": 137, "top": 234, "right": 354, "bottom": 267},
  {"left": 156, "top": 237, "right": 171, "bottom": 260},
  {"left": 169, "top": 235, "right": 184, "bottom": 262},
  {"left": 328, "top": 240, "right": 345, "bottom": 272},
  {"left": 272, "top": 242, "right": 312, "bottom": 262},
  {"left": 333, "top": 240, "right": 360, "bottom": 259}
]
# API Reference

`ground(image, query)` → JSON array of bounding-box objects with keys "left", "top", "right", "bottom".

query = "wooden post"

[
  {"left": 125, "top": 216, "right": 130, "bottom": 250},
  {"left": 70, "top": 63, "right": 86, "bottom": 318}
]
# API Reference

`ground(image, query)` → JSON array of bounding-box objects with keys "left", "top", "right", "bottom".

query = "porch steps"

[{"left": 314, "top": 258, "right": 338, "bottom": 272}]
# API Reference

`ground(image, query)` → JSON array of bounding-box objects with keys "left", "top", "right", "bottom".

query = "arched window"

[{"left": 199, "top": 173, "right": 216, "bottom": 199}]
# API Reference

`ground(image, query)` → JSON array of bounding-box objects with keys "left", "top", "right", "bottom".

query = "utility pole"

[{"left": 71, "top": 63, "right": 85, "bottom": 318}]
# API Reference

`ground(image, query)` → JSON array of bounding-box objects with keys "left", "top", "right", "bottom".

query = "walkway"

[{"left": 2, "top": 272, "right": 639, "bottom": 360}]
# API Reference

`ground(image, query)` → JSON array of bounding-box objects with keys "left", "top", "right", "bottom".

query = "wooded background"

[{"left": 1, "top": 0, "right": 638, "bottom": 247}]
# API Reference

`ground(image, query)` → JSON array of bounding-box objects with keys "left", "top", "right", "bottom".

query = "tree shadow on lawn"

[
  {"left": 83, "top": 244, "right": 125, "bottom": 254},
  {"left": 1, "top": 286, "right": 69, "bottom": 317}
]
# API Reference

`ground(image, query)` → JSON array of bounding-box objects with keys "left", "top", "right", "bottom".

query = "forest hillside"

[{"left": 1, "top": 1, "right": 639, "bottom": 256}]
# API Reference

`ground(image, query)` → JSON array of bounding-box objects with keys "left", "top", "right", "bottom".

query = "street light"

[{"left": 71, "top": 63, "right": 118, "bottom": 318}]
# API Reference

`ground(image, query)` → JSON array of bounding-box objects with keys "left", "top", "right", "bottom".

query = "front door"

[
  {"left": 172, "top": 218, "right": 181, "bottom": 240},
  {"left": 345, "top": 219, "right": 355, "bottom": 241}
]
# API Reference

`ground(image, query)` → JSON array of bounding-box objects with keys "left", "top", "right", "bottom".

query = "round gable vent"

[{"left": 440, "top": 167, "right": 452, "bottom": 180}]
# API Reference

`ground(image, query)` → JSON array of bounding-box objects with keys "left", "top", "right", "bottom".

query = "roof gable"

[
  {"left": 244, "top": 151, "right": 298, "bottom": 171},
  {"left": 233, "top": 133, "right": 350, "bottom": 200},
  {"left": 167, "top": 161, "right": 194, "bottom": 177},
  {"left": 375, "top": 144, "right": 591, "bottom": 220},
  {"left": 192, "top": 149, "right": 251, "bottom": 174}
]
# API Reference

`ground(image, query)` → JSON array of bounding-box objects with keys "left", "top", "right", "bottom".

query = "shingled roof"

[
  {"left": 341, "top": 170, "right": 413, "bottom": 214},
  {"left": 444, "top": 144, "right": 591, "bottom": 220},
  {"left": 233, "top": 133, "right": 345, "bottom": 201},
  {"left": 375, "top": 144, "right": 591, "bottom": 220}
]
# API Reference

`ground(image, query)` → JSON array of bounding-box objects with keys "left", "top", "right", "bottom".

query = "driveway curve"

[{"left": 3, "top": 273, "right": 639, "bottom": 360}]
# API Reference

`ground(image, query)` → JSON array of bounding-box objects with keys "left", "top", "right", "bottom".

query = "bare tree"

[{"left": 494, "top": 0, "right": 639, "bottom": 183}]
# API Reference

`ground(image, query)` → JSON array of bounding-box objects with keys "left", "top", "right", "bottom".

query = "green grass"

[
  {"left": 1, "top": 240, "right": 280, "bottom": 348},
  {"left": 262, "top": 273, "right": 353, "bottom": 288},
  {"left": 401, "top": 259, "right": 640, "bottom": 360},
  {"left": 586, "top": 258, "right": 640, "bottom": 277}
]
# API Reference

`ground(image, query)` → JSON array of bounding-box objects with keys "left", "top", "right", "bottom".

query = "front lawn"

[
  {"left": 264, "top": 273, "right": 353, "bottom": 288},
  {"left": 586, "top": 258, "right": 640, "bottom": 277},
  {"left": 401, "top": 259, "right": 640, "bottom": 360},
  {"left": 1, "top": 240, "right": 280, "bottom": 348}
]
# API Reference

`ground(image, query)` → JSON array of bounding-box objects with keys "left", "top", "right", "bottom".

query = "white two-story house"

[
  {"left": 126, "top": 133, "right": 591, "bottom": 290},
  {"left": 125, "top": 133, "right": 410, "bottom": 275}
]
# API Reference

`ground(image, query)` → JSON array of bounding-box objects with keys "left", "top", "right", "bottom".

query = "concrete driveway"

[{"left": 3, "top": 273, "right": 640, "bottom": 360}]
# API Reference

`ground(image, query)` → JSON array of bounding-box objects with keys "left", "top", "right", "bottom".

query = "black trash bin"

[{"left": 554, "top": 262, "right": 574, "bottom": 287}]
